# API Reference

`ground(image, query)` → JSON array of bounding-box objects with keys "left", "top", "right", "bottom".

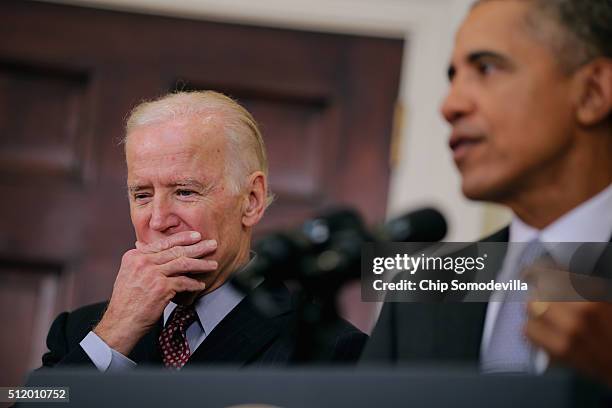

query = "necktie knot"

[
  {"left": 159, "top": 304, "right": 198, "bottom": 370},
  {"left": 518, "top": 239, "right": 548, "bottom": 270},
  {"left": 169, "top": 305, "right": 197, "bottom": 331}
]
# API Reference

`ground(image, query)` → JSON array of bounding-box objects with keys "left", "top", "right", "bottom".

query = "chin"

[
  {"left": 462, "top": 183, "right": 487, "bottom": 201},
  {"left": 461, "top": 175, "right": 512, "bottom": 204}
]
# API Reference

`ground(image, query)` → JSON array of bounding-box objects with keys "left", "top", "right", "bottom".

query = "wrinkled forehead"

[{"left": 126, "top": 116, "right": 226, "bottom": 156}]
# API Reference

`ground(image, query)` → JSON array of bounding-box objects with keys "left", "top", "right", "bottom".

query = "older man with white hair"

[{"left": 41, "top": 91, "right": 366, "bottom": 370}]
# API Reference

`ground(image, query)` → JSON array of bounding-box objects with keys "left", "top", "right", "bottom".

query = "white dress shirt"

[
  {"left": 480, "top": 183, "right": 612, "bottom": 373},
  {"left": 80, "top": 281, "right": 245, "bottom": 372}
]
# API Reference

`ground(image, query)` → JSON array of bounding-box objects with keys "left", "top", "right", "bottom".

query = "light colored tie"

[{"left": 481, "top": 240, "right": 546, "bottom": 373}]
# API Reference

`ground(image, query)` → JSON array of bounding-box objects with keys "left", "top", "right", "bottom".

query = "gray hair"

[
  {"left": 125, "top": 91, "right": 273, "bottom": 207},
  {"left": 474, "top": 0, "right": 612, "bottom": 71}
]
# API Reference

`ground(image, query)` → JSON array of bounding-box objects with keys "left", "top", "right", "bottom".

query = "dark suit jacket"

[
  {"left": 42, "top": 281, "right": 367, "bottom": 368},
  {"left": 362, "top": 228, "right": 612, "bottom": 364}
]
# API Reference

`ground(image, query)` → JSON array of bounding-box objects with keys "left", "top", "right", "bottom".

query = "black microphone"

[
  {"left": 379, "top": 207, "right": 447, "bottom": 242},
  {"left": 232, "top": 208, "right": 367, "bottom": 293},
  {"left": 234, "top": 207, "right": 447, "bottom": 291},
  {"left": 304, "top": 207, "right": 447, "bottom": 286}
]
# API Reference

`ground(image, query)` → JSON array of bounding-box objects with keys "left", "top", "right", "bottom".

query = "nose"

[
  {"left": 440, "top": 79, "right": 474, "bottom": 125},
  {"left": 149, "top": 196, "right": 181, "bottom": 233}
]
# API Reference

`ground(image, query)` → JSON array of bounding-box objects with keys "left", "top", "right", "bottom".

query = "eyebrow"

[
  {"left": 127, "top": 184, "right": 147, "bottom": 194},
  {"left": 447, "top": 50, "right": 513, "bottom": 81},
  {"left": 467, "top": 50, "right": 510, "bottom": 65},
  {"left": 172, "top": 179, "right": 206, "bottom": 190},
  {"left": 127, "top": 179, "right": 207, "bottom": 193}
]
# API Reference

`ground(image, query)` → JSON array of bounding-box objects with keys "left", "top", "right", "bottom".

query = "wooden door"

[{"left": 0, "top": 0, "right": 403, "bottom": 385}]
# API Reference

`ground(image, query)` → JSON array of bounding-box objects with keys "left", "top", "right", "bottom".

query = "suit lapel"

[
  {"left": 433, "top": 303, "right": 488, "bottom": 361},
  {"left": 185, "top": 281, "right": 293, "bottom": 366}
]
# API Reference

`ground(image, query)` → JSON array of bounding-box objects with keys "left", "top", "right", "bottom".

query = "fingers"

[
  {"left": 157, "top": 256, "right": 218, "bottom": 277},
  {"left": 169, "top": 275, "right": 207, "bottom": 293},
  {"left": 525, "top": 302, "right": 595, "bottom": 361},
  {"left": 149, "top": 239, "right": 217, "bottom": 265},
  {"left": 136, "top": 231, "right": 202, "bottom": 254},
  {"left": 525, "top": 302, "right": 612, "bottom": 384},
  {"left": 525, "top": 303, "right": 567, "bottom": 356}
]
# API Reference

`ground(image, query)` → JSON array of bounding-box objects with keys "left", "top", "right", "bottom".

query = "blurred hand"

[
  {"left": 522, "top": 261, "right": 611, "bottom": 302},
  {"left": 526, "top": 301, "right": 612, "bottom": 386},
  {"left": 94, "top": 231, "right": 217, "bottom": 355}
]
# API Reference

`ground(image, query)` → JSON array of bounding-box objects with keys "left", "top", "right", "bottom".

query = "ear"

[
  {"left": 575, "top": 59, "right": 612, "bottom": 126},
  {"left": 241, "top": 171, "right": 267, "bottom": 228}
]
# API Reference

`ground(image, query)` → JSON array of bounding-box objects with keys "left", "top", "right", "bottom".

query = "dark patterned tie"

[{"left": 159, "top": 304, "right": 198, "bottom": 370}]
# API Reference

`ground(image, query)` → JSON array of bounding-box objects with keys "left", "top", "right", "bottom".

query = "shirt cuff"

[{"left": 79, "top": 331, "right": 137, "bottom": 372}]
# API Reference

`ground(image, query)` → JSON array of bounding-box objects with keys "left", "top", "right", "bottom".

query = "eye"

[
  {"left": 133, "top": 193, "right": 151, "bottom": 203},
  {"left": 476, "top": 60, "right": 497, "bottom": 76},
  {"left": 176, "top": 189, "right": 196, "bottom": 197}
]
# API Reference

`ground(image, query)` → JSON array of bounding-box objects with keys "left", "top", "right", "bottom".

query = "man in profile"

[
  {"left": 364, "top": 0, "right": 612, "bottom": 384},
  {"left": 41, "top": 91, "right": 366, "bottom": 370}
]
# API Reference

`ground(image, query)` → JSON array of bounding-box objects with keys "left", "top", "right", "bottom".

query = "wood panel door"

[{"left": 0, "top": 0, "right": 403, "bottom": 385}]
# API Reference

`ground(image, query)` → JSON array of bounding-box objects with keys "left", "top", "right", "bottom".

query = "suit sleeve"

[{"left": 40, "top": 311, "right": 97, "bottom": 368}]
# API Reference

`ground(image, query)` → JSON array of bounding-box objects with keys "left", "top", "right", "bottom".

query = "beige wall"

[{"left": 42, "top": 0, "right": 512, "bottom": 241}]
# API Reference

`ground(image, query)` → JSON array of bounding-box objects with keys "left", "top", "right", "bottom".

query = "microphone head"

[
  {"left": 301, "top": 207, "right": 365, "bottom": 245},
  {"left": 384, "top": 207, "right": 447, "bottom": 242},
  {"left": 233, "top": 232, "right": 306, "bottom": 293}
]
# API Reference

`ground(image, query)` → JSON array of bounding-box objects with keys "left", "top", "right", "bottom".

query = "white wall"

[{"left": 42, "top": 0, "right": 512, "bottom": 241}]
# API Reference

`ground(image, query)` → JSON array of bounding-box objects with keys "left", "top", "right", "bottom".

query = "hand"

[
  {"left": 94, "top": 231, "right": 217, "bottom": 355},
  {"left": 525, "top": 301, "right": 612, "bottom": 386},
  {"left": 522, "top": 261, "right": 611, "bottom": 302}
]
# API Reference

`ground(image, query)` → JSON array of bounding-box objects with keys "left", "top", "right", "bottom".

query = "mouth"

[{"left": 449, "top": 133, "right": 486, "bottom": 163}]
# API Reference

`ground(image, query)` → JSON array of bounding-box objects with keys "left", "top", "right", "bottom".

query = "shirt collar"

[
  {"left": 510, "top": 183, "right": 612, "bottom": 243},
  {"left": 509, "top": 183, "right": 612, "bottom": 266},
  {"left": 163, "top": 255, "right": 256, "bottom": 334}
]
